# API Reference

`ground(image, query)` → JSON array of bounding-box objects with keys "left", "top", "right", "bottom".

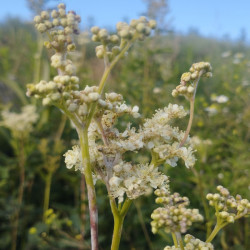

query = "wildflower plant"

[
  {"left": 0, "top": 105, "right": 38, "bottom": 250},
  {"left": 24, "top": 3, "right": 249, "bottom": 250},
  {"left": 150, "top": 62, "right": 250, "bottom": 249}
]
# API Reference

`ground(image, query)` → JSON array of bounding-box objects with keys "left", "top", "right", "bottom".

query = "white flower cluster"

[
  {"left": 27, "top": 4, "right": 82, "bottom": 109},
  {"left": 143, "top": 104, "right": 196, "bottom": 168},
  {"left": 172, "top": 62, "right": 212, "bottom": 100},
  {"left": 109, "top": 162, "right": 169, "bottom": 202},
  {"left": 63, "top": 101, "right": 194, "bottom": 202},
  {"left": 210, "top": 94, "right": 228, "bottom": 103},
  {"left": 63, "top": 145, "right": 83, "bottom": 173},
  {"left": 190, "top": 136, "right": 212, "bottom": 148},
  {"left": 91, "top": 16, "right": 157, "bottom": 60},
  {"left": 164, "top": 234, "right": 214, "bottom": 250},
  {"left": 151, "top": 190, "right": 203, "bottom": 234},
  {"left": 0, "top": 105, "right": 38, "bottom": 134},
  {"left": 206, "top": 185, "right": 250, "bottom": 223}
]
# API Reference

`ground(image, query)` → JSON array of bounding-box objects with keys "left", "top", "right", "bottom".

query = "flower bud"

[
  {"left": 58, "top": 3, "right": 66, "bottom": 9},
  {"left": 91, "top": 26, "right": 100, "bottom": 34},
  {"left": 41, "top": 11, "right": 49, "bottom": 20},
  {"left": 67, "top": 44, "right": 76, "bottom": 51},
  {"left": 37, "top": 23, "right": 47, "bottom": 33},
  {"left": 42, "top": 97, "right": 52, "bottom": 106},
  {"left": 110, "top": 35, "right": 119, "bottom": 44},
  {"left": 34, "top": 15, "right": 42, "bottom": 23},
  {"left": 149, "top": 20, "right": 157, "bottom": 29},
  {"left": 51, "top": 10, "right": 59, "bottom": 18}
]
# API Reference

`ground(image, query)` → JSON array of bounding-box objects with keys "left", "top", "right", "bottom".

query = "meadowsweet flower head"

[
  {"left": 206, "top": 185, "right": 250, "bottom": 223},
  {"left": 0, "top": 105, "right": 38, "bottom": 134},
  {"left": 109, "top": 162, "right": 169, "bottom": 203},
  {"left": 164, "top": 235, "right": 214, "bottom": 249},
  {"left": 172, "top": 62, "right": 212, "bottom": 100},
  {"left": 91, "top": 16, "right": 157, "bottom": 61},
  {"left": 211, "top": 94, "right": 229, "bottom": 103},
  {"left": 151, "top": 189, "right": 203, "bottom": 234},
  {"left": 64, "top": 145, "right": 83, "bottom": 173}
]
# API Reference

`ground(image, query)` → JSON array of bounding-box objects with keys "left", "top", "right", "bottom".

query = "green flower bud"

[
  {"left": 213, "top": 193, "right": 220, "bottom": 201},
  {"left": 139, "top": 16, "right": 147, "bottom": 23},
  {"left": 92, "top": 35, "right": 99, "bottom": 42},
  {"left": 149, "top": 20, "right": 157, "bottom": 29},
  {"left": 58, "top": 3, "right": 66, "bottom": 9},
  {"left": 59, "top": 8, "right": 66, "bottom": 17},
  {"left": 41, "top": 11, "right": 49, "bottom": 20},
  {"left": 91, "top": 26, "right": 100, "bottom": 34},
  {"left": 130, "top": 19, "right": 138, "bottom": 28},
  {"left": 42, "top": 97, "right": 52, "bottom": 106},
  {"left": 51, "top": 10, "right": 59, "bottom": 18},
  {"left": 34, "top": 15, "right": 42, "bottom": 23},
  {"left": 227, "top": 216, "right": 235, "bottom": 223},
  {"left": 110, "top": 35, "right": 119, "bottom": 44},
  {"left": 60, "top": 18, "right": 67, "bottom": 27},
  {"left": 51, "top": 93, "right": 61, "bottom": 101},
  {"left": 144, "top": 26, "right": 151, "bottom": 36},
  {"left": 65, "top": 27, "right": 73, "bottom": 34},
  {"left": 67, "top": 44, "right": 76, "bottom": 52},
  {"left": 119, "top": 28, "right": 130, "bottom": 38},
  {"left": 68, "top": 103, "right": 78, "bottom": 112},
  {"left": 112, "top": 46, "right": 121, "bottom": 56},
  {"left": 44, "top": 41, "right": 52, "bottom": 49},
  {"left": 37, "top": 23, "right": 47, "bottom": 33},
  {"left": 96, "top": 50, "right": 104, "bottom": 59},
  {"left": 136, "top": 23, "right": 146, "bottom": 33},
  {"left": 52, "top": 18, "right": 60, "bottom": 26},
  {"left": 99, "top": 29, "right": 108, "bottom": 39},
  {"left": 58, "top": 34, "right": 66, "bottom": 42}
]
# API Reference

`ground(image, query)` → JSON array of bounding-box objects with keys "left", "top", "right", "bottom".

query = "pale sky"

[{"left": 0, "top": 0, "right": 249, "bottom": 41}]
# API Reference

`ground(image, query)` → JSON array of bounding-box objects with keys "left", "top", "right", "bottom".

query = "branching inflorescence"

[{"left": 24, "top": 3, "right": 249, "bottom": 250}]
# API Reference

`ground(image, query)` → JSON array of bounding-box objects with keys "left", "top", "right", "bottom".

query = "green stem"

[
  {"left": 111, "top": 214, "right": 124, "bottom": 250},
  {"left": 206, "top": 223, "right": 223, "bottom": 243},
  {"left": 11, "top": 137, "right": 26, "bottom": 250},
  {"left": 191, "top": 168, "right": 212, "bottom": 236},
  {"left": 179, "top": 99, "right": 194, "bottom": 147},
  {"left": 43, "top": 172, "right": 52, "bottom": 221},
  {"left": 179, "top": 70, "right": 204, "bottom": 148},
  {"left": 171, "top": 233, "right": 178, "bottom": 248},
  {"left": 86, "top": 41, "right": 134, "bottom": 129},
  {"left": 34, "top": 34, "right": 44, "bottom": 83},
  {"left": 79, "top": 129, "right": 98, "bottom": 250},
  {"left": 110, "top": 198, "right": 132, "bottom": 250},
  {"left": 80, "top": 175, "right": 87, "bottom": 240},
  {"left": 176, "top": 232, "right": 184, "bottom": 250},
  {"left": 120, "top": 198, "right": 132, "bottom": 217}
]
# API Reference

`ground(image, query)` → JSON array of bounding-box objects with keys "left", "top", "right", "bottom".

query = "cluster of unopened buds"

[
  {"left": 206, "top": 185, "right": 250, "bottom": 224},
  {"left": 34, "top": 3, "right": 80, "bottom": 52},
  {"left": 26, "top": 76, "right": 79, "bottom": 106},
  {"left": 151, "top": 188, "right": 203, "bottom": 234},
  {"left": 172, "top": 62, "right": 212, "bottom": 100},
  {"left": 91, "top": 16, "right": 157, "bottom": 60},
  {"left": 164, "top": 234, "right": 214, "bottom": 250}
]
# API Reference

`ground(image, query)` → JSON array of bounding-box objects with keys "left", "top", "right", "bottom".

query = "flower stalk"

[{"left": 79, "top": 129, "right": 98, "bottom": 250}]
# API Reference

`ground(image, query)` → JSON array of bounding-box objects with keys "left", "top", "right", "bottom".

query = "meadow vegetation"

[{"left": 0, "top": 1, "right": 249, "bottom": 249}]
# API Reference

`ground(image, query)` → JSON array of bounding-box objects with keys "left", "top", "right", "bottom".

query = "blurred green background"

[{"left": 0, "top": 0, "right": 249, "bottom": 249}]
